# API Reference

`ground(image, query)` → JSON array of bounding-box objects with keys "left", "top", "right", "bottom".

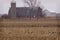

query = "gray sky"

[{"left": 0, "top": 0, "right": 60, "bottom": 14}]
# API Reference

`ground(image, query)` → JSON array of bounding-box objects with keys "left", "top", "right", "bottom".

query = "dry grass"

[
  {"left": 0, "top": 27, "right": 59, "bottom": 40},
  {"left": 0, "top": 18, "right": 60, "bottom": 40},
  {"left": 1, "top": 18, "right": 57, "bottom": 27}
]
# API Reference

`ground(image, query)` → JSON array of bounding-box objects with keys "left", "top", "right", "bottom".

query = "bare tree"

[
  {"left": 23, "top": 0, "right": 40, "bottom": 7},
  {"left": 23, "top": 0, "right": 45, "bottom": 20},
  {"left": 23, "top": 0, "right": 40, "bottom": 19}
]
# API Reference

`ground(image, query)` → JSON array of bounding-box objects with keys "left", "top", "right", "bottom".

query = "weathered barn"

[
  {"left": 8, "top": 0, "right": 43, "bottom": 18},
  {"left": 8, "top": 7, "right": 42, "bottom": 18}
]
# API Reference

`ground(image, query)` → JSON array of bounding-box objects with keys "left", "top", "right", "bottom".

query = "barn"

[{"left": 8, "top": 0, "right": 43, "bottom": 18}]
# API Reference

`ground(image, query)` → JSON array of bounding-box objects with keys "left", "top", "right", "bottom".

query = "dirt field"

[{"left": 0, "top": 18, "right": 60, "bottom": 40}]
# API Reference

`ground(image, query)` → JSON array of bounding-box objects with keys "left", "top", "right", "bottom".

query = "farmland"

[{"left": 0, "top": 18, "right": 60, "bottom": 40}]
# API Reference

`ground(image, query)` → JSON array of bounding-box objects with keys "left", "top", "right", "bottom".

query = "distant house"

[
  {"left": 8, "top": 0, "right": 43, "bottom": 18},
  {"left": 43, "top": 9, "right": 56, "bottom": 17}
]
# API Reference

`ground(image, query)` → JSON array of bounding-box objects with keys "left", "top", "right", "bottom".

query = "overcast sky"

[{"left": 0, "top": 0, "right": 60, "bottom": 14}]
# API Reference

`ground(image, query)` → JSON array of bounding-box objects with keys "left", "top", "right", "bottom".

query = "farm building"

[{"left": 8, "top": 0, "right": 43, "bottom": 18}]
